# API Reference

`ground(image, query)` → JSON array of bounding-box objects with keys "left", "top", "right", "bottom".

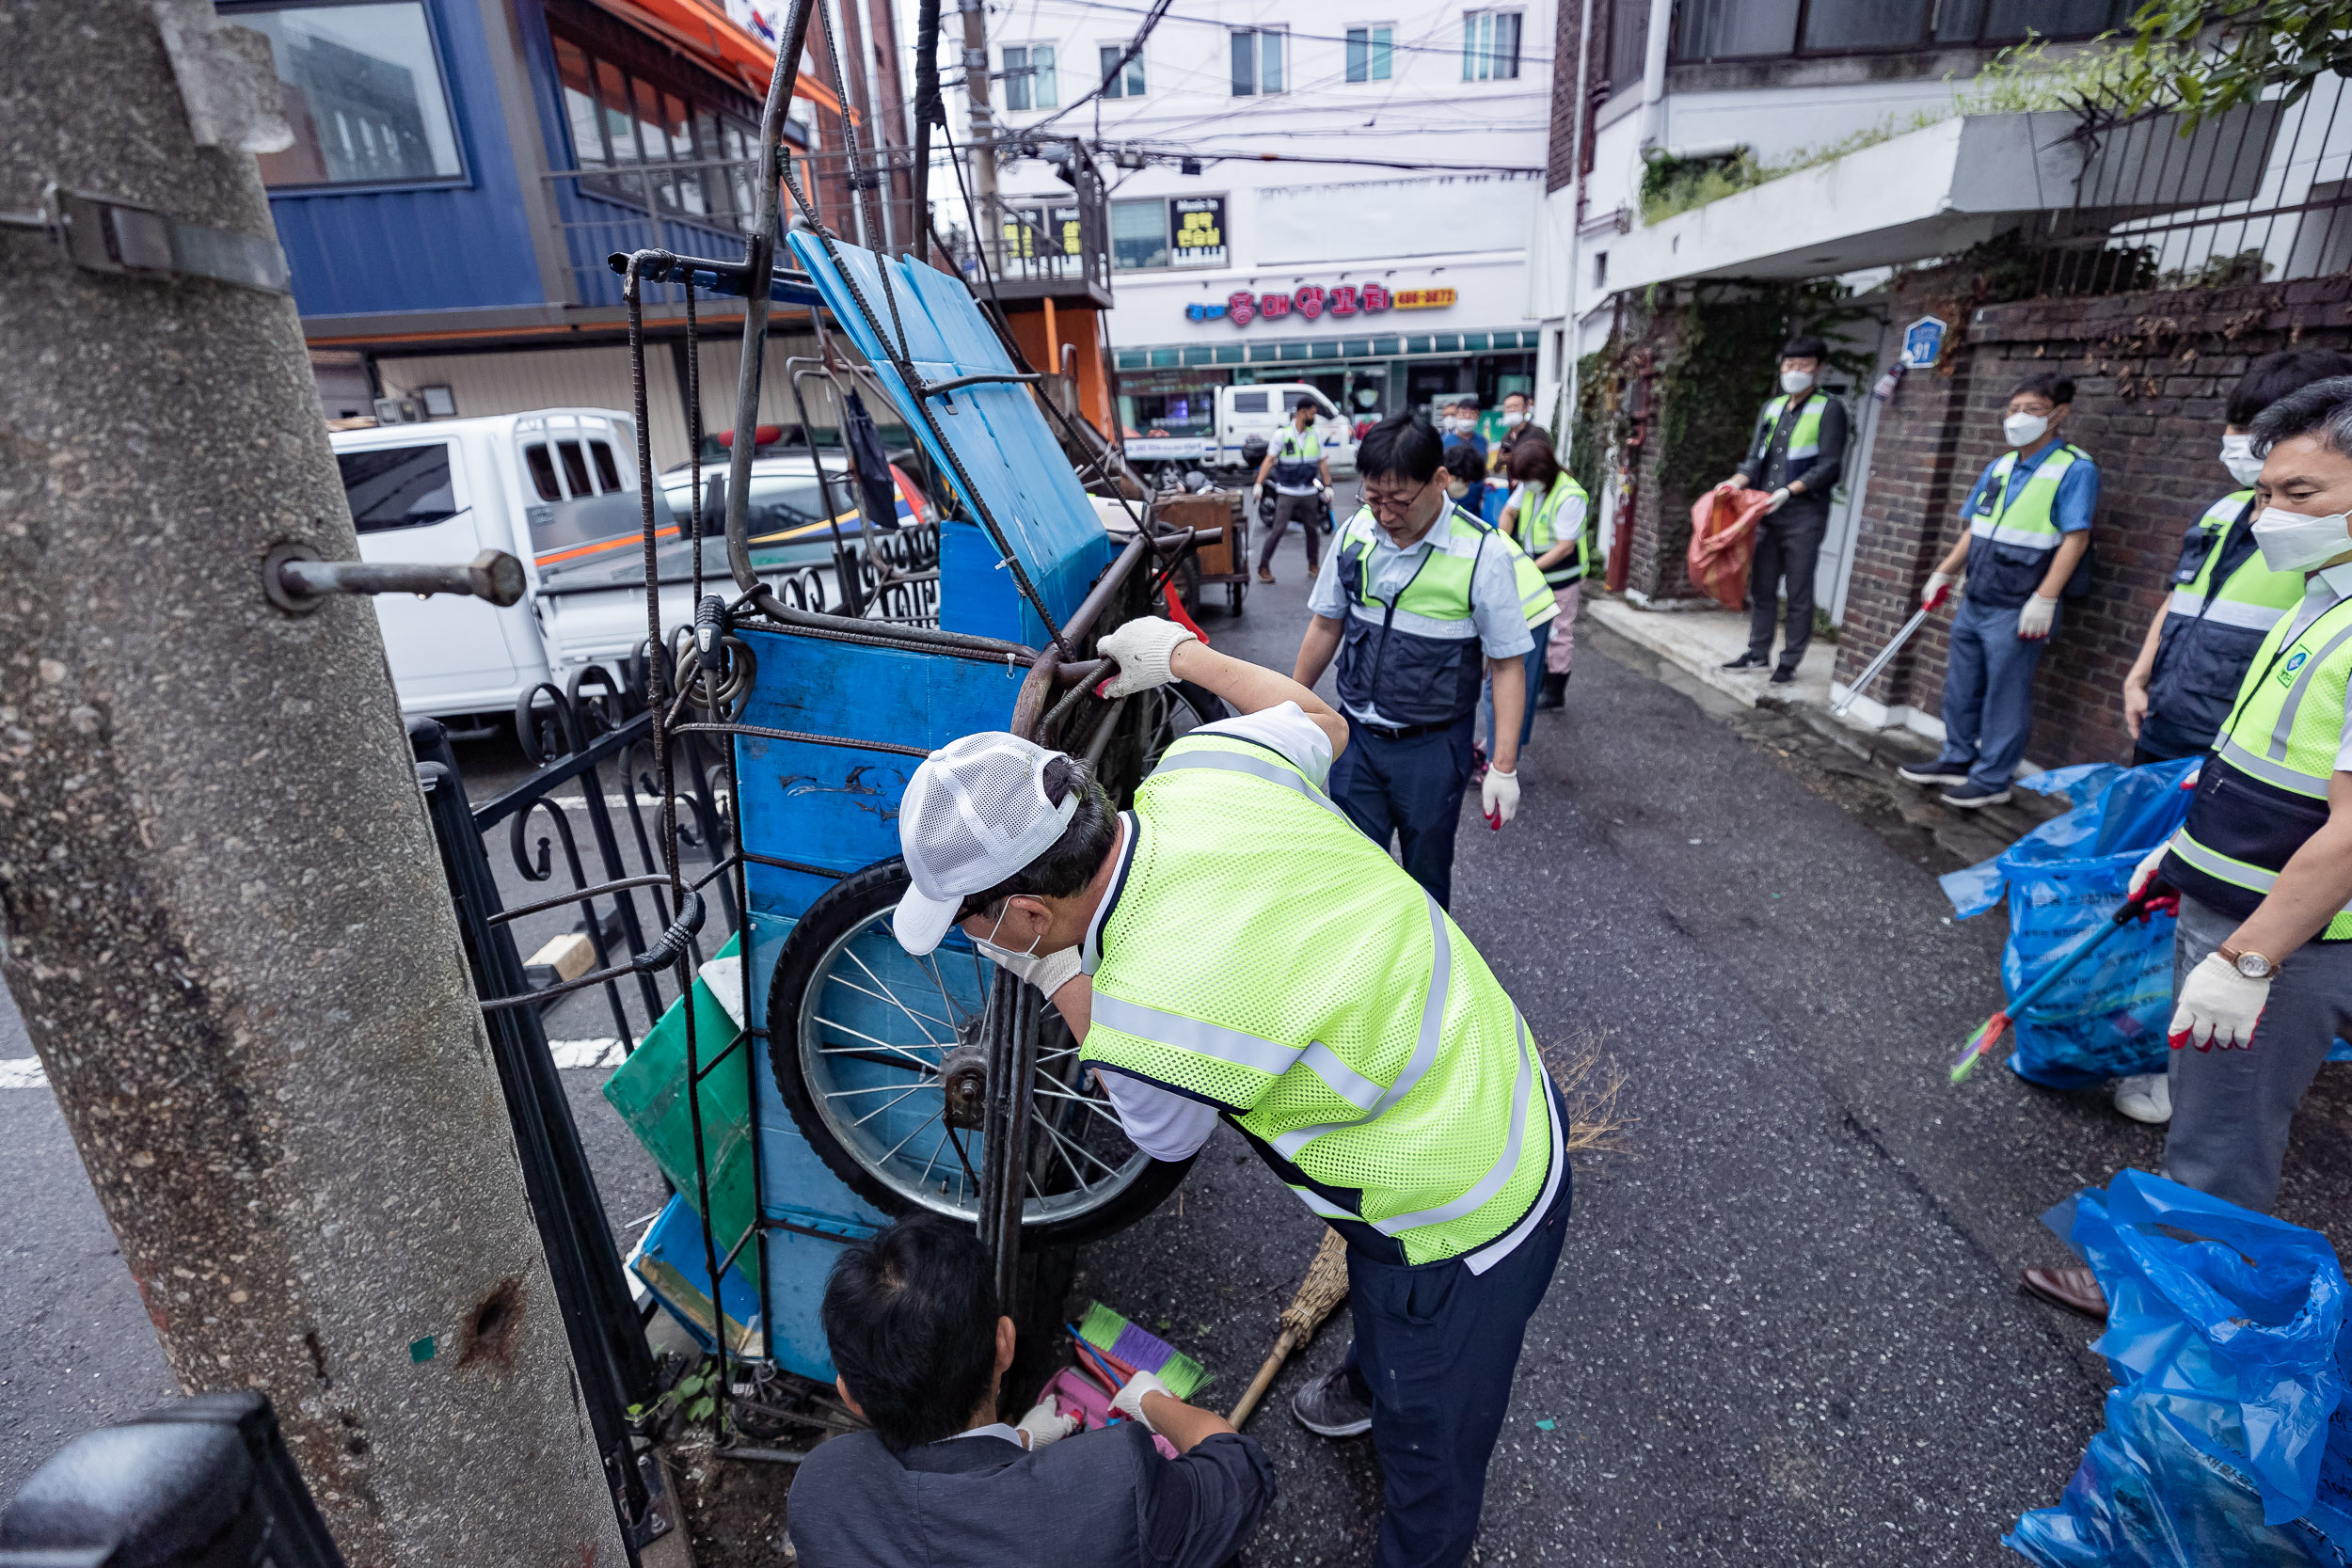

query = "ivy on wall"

[{"left": 1650, "top": 281, "right": 1872, "bottom": 496}]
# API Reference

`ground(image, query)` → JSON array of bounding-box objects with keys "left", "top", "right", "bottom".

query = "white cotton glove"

[
  {"left": 2017, "top": 594, "right": 2058, "bottom": 640},
  {"left": 1764, "top": 487, "right": 1791, "bottom": 515},
  {"left": 1110, "top": 1369, "right": 1169, "bottom": 1433},
  {"left": 2168, "top": 951, "right": 2269, "bottom": 1052},
  {"left": 1921, "top": 572, "right": 1956, "bottom": 610},
  {"left": 2128, "top": 838, "right": 2172, "bottom": 900},
  {"left": 1096, "top": 616, "right": 1199, "bottom": 699},
  {"left": 977, "top": 942, "right": 1084, "bottom": 1001},
  {"left": 1321, "top": 484, "right": 1335, "bottom": 504},
  {"left": 1481, "top": 766, "right": 1519, "bottom": 830},
  {"left": 1015, "top": 1393, "right": 1080, "bottom": 1450}
]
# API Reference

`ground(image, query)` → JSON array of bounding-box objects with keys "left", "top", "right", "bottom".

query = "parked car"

[
  {"left": 1211, "top": 384, "right": 1358, "bottom": 478},
  {"left": 332, "top": 408, "right": 930, "bottom": 735}
]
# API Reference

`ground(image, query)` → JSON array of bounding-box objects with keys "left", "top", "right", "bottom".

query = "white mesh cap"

[{"left": 892, "top": 732, "right": 1080, "bottom": 955}]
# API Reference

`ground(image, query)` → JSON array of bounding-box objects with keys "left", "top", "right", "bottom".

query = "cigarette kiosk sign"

[{"left": 1188, "top": 281, "right": 1451, "bottom": 327}]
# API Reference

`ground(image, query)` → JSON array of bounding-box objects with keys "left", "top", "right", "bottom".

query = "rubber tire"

[{"left": 767, "top": 858, "right": 1195, "bottom": 1247}]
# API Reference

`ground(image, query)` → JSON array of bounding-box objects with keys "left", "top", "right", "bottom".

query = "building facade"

[
  {"left": 245, "top": 0, "right": 906, "bottom": 467},
  {"left": 937, "top": 0, "right": 1557, "bottom": 440}
]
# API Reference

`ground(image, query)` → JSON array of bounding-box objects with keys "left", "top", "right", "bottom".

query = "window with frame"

[
  {"left": 1099, "top": 44, "right": 1146, "bottom": 97},
  {"left": 1346, "top": 25, "right": 1392, "bottom": 82},
  {"left": 237, "top": 1, "right": 464, "bottom": 187},
  {"left": 1111, "top": 198, "right": 1169, "bottom": 270},
  {"left": 551, "top": 31, "right": 757, "bottom": 216},
  {"left": 1671, "top": 0, "right": 2133, "bottom": 61},
  {"left": 1004, "top": 45, "right": 1057, "bottom": 111},
  {"left": 1463, "top": 9, "right": 1521, "bottom": 80},
  {"left": 1231, "top": 28, "right": 1285, "bottom": 96}
]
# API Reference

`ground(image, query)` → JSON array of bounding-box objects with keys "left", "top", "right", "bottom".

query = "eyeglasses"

[{"left": 1362, "top": 480, "right": 1430, "bottom": 519}]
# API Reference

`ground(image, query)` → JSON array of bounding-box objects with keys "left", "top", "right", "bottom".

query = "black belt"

[{"left": 1351, "top": 715, "right": 1459, "bottom": 741}]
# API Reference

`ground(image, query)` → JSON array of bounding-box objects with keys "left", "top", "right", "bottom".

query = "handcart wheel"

[{"left": 768, "top": 862, "right": 1193, "bottom": 1245}]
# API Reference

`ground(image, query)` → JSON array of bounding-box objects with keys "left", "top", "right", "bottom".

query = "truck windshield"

[{"left": 340, "top": 445, "right": 460, "bottom": 532}]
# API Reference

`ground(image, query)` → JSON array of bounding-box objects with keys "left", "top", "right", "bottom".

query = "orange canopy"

[{"left": 590, "top": 0, "right": 850, "bottom": 118}]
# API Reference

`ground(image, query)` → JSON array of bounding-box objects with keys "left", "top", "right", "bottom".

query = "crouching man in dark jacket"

[{"left": 787, "top": 1216, "right": 1274, "bottom": 1568}]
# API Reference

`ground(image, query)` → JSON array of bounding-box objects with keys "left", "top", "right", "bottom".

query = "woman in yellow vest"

[
  {"left": 2022, "top": 372, "right": 2352, "bottom": 1321},
  {"left": 886, "top": 614, "right": 1569, "bottom": 1568}
]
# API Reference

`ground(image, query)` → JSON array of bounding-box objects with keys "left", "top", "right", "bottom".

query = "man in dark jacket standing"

[
  {"left": 1720, "top": 334, "right": 1849, "bottom": 684},
  {"left": 787, "top": 1216, "right": 1273, "bottom": 1568}
]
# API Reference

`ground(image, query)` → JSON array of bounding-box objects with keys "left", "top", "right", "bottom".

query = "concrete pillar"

[{"left": 0, "top": 4, "right": 630, "bottom": 1562}]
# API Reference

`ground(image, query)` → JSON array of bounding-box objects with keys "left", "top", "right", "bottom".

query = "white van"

[
  {"left": 333, "top": 409, "right": 928, "bottom": 732},
  {"left": 1212, "top": 384, "right": 1359, "bottom": 478}
]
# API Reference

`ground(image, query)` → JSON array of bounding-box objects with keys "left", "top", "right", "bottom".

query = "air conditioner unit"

[{"left": 373, "top": 396, "right": 425, "bottom": 424}]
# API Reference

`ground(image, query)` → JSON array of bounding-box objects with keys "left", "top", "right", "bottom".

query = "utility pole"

[
  {"left": 958, "top": 0, "right": 998, "bottom": 211},
  {"left": 0, "top": 5, "right": 629, "bottom": 1564}
]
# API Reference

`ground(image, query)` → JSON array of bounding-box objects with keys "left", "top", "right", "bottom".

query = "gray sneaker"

[{"left": 1291, "top": 1368, "right": 1374, "bottom": 1438}]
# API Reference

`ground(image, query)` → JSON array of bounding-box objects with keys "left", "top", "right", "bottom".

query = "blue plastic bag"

[
  {"left": 1940, "top": 759, "right": 2201, "bottom": 1087},
  {"left": 2009, "top": 1170, "right": 2352, "bottom": 1565}
]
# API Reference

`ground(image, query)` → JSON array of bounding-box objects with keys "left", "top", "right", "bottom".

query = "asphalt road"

[{"left": 6, "top": 506, "right": 2348, "bottom": 1560}]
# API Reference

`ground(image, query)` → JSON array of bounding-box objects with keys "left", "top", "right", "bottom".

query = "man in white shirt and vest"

[
  {"left": 1292, "top": 414, "right": 1544, "bottom": 911},
  {"left": 1253, "top": 396, "right": 1334, "bottom": 585},
  {"left": 2022, "top": 373, "right": 2352, "bottom": 1321},
  {"left": 886, "top": 614, "right": 1571, "bottom": 1568}
]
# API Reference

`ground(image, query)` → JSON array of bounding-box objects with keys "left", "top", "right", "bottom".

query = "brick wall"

[{"left": 1834, "top": 271, "right": 2352, "bottom": 767}]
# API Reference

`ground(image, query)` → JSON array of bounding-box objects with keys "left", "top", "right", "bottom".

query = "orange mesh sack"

[{"left": 1687, "top": 484, "right": 1772, "bottom": 610}]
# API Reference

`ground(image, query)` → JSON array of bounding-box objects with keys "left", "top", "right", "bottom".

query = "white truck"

[
  {"left": 1124, "top": 383, "right": 1359, "bottom": 478},
  {"left": 333, "top": 408, "right": 930, "bottom": 735}
]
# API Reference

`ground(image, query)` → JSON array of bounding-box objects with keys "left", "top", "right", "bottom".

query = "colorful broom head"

[
  {"left": 1950, "top": 1012, "right": 2010, "bottom": 1084},
  {"left": 1075, "top": 1301, "right": 1211, "bottom": 1400}
]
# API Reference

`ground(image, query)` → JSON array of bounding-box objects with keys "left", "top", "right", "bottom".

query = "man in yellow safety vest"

[{"left": 885, "top": 613, "right": 1570, "bottom": 1568}]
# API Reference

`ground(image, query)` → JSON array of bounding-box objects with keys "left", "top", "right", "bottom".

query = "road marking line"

[
  {"left": 1, "top": 1057, "right": 50, "bottom": 1089},
  {"left": 548, "top": 1038, "right": 627, "bottom": 1069}
]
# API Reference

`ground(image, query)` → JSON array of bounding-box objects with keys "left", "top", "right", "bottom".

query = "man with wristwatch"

[{"left": 2021, "top": 374, "right": 2352, "bottom": 1319}]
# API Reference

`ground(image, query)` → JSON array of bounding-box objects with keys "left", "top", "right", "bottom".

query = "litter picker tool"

[
  {"left": 1830, "top": 605, "right": 1931, "bottom": 718},
  {"left": 1949, "top": 883, "right": 2177, "bottom": 1083},
  {"left": 1228, "top": 1230, "right": 1350, "bottom": 1429}
]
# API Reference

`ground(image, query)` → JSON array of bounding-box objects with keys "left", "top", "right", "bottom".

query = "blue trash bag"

[
  {"left": 1939, "top": 758, "right": 2201, "bottom": 1088},
  {"left": 2008, "top": 1170, "right": 2352, "bottom": 1565}
]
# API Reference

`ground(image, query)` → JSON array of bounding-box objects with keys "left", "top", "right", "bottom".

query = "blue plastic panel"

[{"left": 785, "top": 232, "right": 1111, "bottom": 645}]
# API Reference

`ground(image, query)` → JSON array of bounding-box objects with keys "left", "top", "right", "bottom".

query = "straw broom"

[{"left": 1227, "top": 1229, "right": 1350, "bottom": 1429}]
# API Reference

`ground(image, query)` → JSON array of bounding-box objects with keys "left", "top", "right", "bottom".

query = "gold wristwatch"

[{"left": 2217, "top": 942, "right": 2275, "bottom": 980}]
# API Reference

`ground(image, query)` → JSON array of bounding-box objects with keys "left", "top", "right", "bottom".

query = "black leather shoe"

[
  {"left": 1721, "top": 652, "right": 1765, "bottom": 670},
  {"left": 1536, "top": 672, "right": 1568, "bottom": 709},
  {"left": 1769, "top": 667, "right": 1796, "bottom": 685}
]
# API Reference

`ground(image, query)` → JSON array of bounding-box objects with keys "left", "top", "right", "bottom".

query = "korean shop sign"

[
  {"left": 1171, "top": 197, "right": 1227, "bottom": 266},
  {"left": 1188, "top": 281, "right": 1438, "bottom": 327}
]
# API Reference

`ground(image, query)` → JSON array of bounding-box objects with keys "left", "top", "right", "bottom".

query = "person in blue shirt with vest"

[
  {"left": 1293, "top": 414, "right": 1536, "bottom": 910},
  {"left": 1899, "top": 372, "right": 2099, "bottom": 808}
]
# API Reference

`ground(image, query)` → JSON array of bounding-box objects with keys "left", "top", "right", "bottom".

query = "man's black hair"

[
  {"left": 1358, "top": 414, "right": 1446, "bottom": 483},
  {"left": 821, "top": 1215, "right": 1000, "bottom": 1453},
  {"left": 2228, "top": 350, "right": 2352, "bottom": 429},
  {"left": 2249, "top": 373, "right": 2352, "bottom": 459},
  {"left": 1502, "top": 388, "right": 1531, "bottom": 405},
  {"left": 1440, "top": 437, "right": 1480, "bottom": 480},
  {"left": 2010, "top": 371, "right": 2075, "bottom": 407},
  {"left": 955, "top": 753, "right": 1118, "bottom": 923},
  {"left": 1780, "top": 334, "right": 1829, "bottom": 361}
]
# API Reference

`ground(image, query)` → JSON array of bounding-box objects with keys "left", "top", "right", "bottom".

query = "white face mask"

[
  {"left": 2250, "top": 505, "right": 2352, "bottom": 574},
  {"left": 1780, "top": 370, "right": 1815, "bottom": 395},
  {"left": 2004, "top": 411, "right": 2051, "bottom": 447},
  {"left": 1502, "top": 410, "right": 1526, "bottom": 427},
  {"left": 2220, "top": 433, "right": 2265, "bottom": 488},
  {"left": 974, "top": 900, "right": 1042, "bottom": 963}
]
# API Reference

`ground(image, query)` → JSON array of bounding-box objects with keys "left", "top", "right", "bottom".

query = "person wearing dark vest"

[
  {"left": 1898, "top": 372, "right": 2099, "bottom": 808},
  {"left": 786, "top": 1214, "right": 1273, "bottom": 1568},
  {"left": 2123, "top": 349, "right": 2352, "bottom": 768},
  {"left": 2020, "top": 375, "right": 2352, "bottom": 1322},
  {"left": 1253, "top": 397, "right": 1333, "bottom": 585},
  {"left": 2101, "top": 350, "right": 2352, "bottom": 1128},
  {"left": 1720, "top": 335, "right": 1849, "bottom": 684},
  {"left": 1293, "top": 415, "right": 1543, "bottom": 909},
  {"left": 883, "top": 611, "right": 1572, "bottom": 1568}
]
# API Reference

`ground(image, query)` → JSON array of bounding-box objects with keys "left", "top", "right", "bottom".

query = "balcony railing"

[{"left": 937, "top": 152, "right": 1113, "bottom": 308}]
